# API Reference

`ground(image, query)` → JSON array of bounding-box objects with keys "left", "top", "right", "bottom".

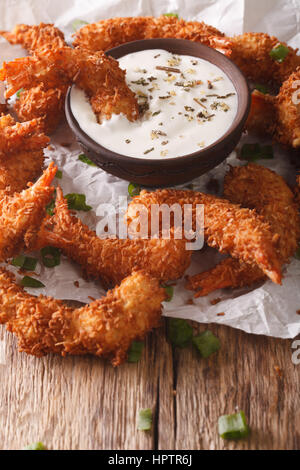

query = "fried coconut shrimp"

[
  {"left": 0, "top": 163, "right": 56, "bottom": 261},
  {"left": 186, "top": 164, "right": 300, "bottom": 297},
  {"left": 246, "top": 68, "right": 300, "bottom": 148},
  {"left": 0, "top": 23, "right": 66, "bottom": 53},
  {"left": 0, "top": 114, "right": 48, "bottom": 194},
  {"left": 0, "top": 114, "right": 49, "bottom": 157},
  {"left": 230, "top": 33, "right": 300, "bottom": 86},
  {"left": 126, "top": 188, "right": 282, "bottom": 285},
  {"left": 0, "top": 46, "right": 139, "bottom": 123},
  {"left": 0, "top": 24, "right": 67, "bottom": 134},
  {"left": 32, "top": 187, "right": 191, "bottom": 287},
  {"left": 73, "top": 15, "right": 231, "bottom": 55},
  {"left": 0, "top": 268, "right": 165, "bottom": 365},
  {"left": 14, "top": 84, "right": 67, "bottom": 135}
]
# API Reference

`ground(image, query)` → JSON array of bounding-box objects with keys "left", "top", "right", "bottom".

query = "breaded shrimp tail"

[
  {"left": 187, "top": 258, "right": 264, "bottom": 298},
  {"left": 186, "top": 164, "right": 300, "bottom": 297},
  {"left": 0, "top": 163, "right": 56, "bottom": 261},
  {"left": 230, "top": 33, "right": 300, "bottom": 86},
  {"left": 246, "top": 68, "right": 300, "bottom": 148},
  {"left": 0, "top": 114, "right": 48, "bottom": 194},
  {"left": 0, "top": 46, "right": 139, "bottom": 123},
  {"left": 126, "top": 188, "right": 282, "bottom": 284},
  {"left": 246, "top": 90, "right": 276, "bottom": 137},
  {"left": 0, "top": 114, "right": 49, "bottom": 157},
  {"left": 15, "top": 85, "right": 66, "bottom": 135},
  {"left": 32, "top": 187, "right": 191, "bottom": 287},
  {"left": 0, "top": 268, "right": 165, "bottom": 365},
  {"left": 0, "top": 23, "right": 66, "bottom": 52}
]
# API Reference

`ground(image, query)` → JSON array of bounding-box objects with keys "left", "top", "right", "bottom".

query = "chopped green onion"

[
  {"left": 167, "top": 318, "right": 193, "bottom": 348},
  {"left": 254, "top": 83, "right": 268, "bottom": 94},
  {"left": 65, "top": 193, "right": 92, "bottom": 212},
  {"left": 127, "top": 341, "right": 144, "bottom": 363},
  {"left": 138, "top": 408, "right": 152, "bottom": 431},
  {"left": 46, "top": 189, "right": 56, "bottom": 216},
  {"left": 295, "top": 246, "right": 300, "bottom": 260},
  {"left": 163, "top": 13, "right": 179, "bottom": 18},
  {"left": 240, "top": 143, "right": 274, "bottom": 161},
  {"left": 72, "top": 19, "right": 89, "bottom": 31},
  {"left": 192, "top": 330, "right": 220, "bottom": 358},
  {"left": 24, "top": 442, "right": 46, "bottom": 450},
  {"left": 11, "top": 255, "right": 38, "bottom": 271},
  {"left": 78, "top": 153, "right": 96, "bottom": 166},
  {"left": 55, "top": 169, "right": 62, "bottom": 179},
  {"left": 21, "top": 276, "right": 45, "bottom": 288},
  {"left": 16, "top": 88, "right": 24, "bottom": 99},
  {"left": 269, "top": 43, "right": 290, "bottom": 63},
  {"left": 46, "top": 200, "right": 55, "bottom": 216},
  {"left": 41, "top": 246, "right": 61, "bottom": 268},
  {"left": 218, "top": 411, "right": 249, "bottom": 440},
  {"left": 128, "top": 182, "right": 141, "bottom": 197},
  {"left": 164, "top": 285, "right": 174, "bottom": 302}
]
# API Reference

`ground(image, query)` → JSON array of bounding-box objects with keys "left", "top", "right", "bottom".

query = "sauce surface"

[{"left": 70, "top": 49, "right": 238, "bottom": 159}]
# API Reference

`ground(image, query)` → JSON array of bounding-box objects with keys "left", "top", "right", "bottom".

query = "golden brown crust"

[
  {"left": 0, "top": 46, "right": 139, "bottom": 123},
  {"left": 230, "top": 32, "right": 300, "bottom": 86},
  {"left": 0, "top": 114, "right": 49, "bottom": 157},
  {"left": 0, "top": 163, "right": 56, "bottom": 261},
  {"left": 32, "top": 187, "right": 191, "bottom": 287},
  {"left": 0, "top": 268, "right": 165, "bottom": 365},
  {"left": 73, "top": 15, "right": 230, "bottom": 55},
  {"left": 0, "top": 114, "right": 47, "bottom": 194},
  {"left": 186, "top": 258, "right": 264, "bottom": 297},
  {"left": 246, "top": 69, "right": 300, "bottom": 148},
  {"left": 186, "top": 164, "right": 300, "bottom": 296},
  {"left": 275, "top": 67, "right": 300, "bottom": 148},
  {"left": 0, "top": 23, "right": 66, "bottom": 52},
  {"left": 14, "top": 85, "right": 67, "bottom": 135},
  {"left": 126, "top": 188, "right": 282, "bottom": 284}
]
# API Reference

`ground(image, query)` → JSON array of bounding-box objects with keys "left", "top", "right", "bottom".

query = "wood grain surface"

[{"left": 0, "top": 317, "right": 299, "bottom": 450}]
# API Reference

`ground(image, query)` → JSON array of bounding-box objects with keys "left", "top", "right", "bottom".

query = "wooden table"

[{"left": 0, "top": 318, "right": 299, "bottom": 450}]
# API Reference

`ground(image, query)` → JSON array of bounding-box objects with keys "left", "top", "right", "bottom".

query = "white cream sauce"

[{"left": 70, "top": 49, "right": 238, "bottom": 159}]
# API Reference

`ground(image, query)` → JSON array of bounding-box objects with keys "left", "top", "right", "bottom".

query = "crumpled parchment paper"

[{"left": 0, "top": 0, "right": 299, "bottom": 338}]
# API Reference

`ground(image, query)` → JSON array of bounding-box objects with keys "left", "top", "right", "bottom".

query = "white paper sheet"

[{"left": 0, "top": 0, "right": 299, "bottom": 338}]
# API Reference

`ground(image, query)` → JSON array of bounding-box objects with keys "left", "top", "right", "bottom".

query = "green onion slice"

[
  {"left": 241, "top": 143, "right": 274, "bottom": 161},
  {"left": 21, "top": 276, "right": 45, "bottom": 288},
  {"left": 138, "top": 408, "right": 152, "bottom": 431},
  {"left": 192, "top": 330, "right": 220, "bottom": 358},
  {"left": 46, "top": 200, "right": 55, "bottom": 216},
  {"left": 24, "top": 442, "right": 46, "bottom": 450},
  {"left": 78, "top": 154, "right": 96, "bottom": 166},
  {"left": 164, "top": 285, "right": 174, "bottom": 302},
  {"left": 167, "top": 318, "right": 193, "bottom": 348},
  {"left": 65, "top": 193, "right": 92, "bottom": 212},
  {"left": 128, "top": 182, "right": 141, "bottom": 197},
  {"left": 163, "top": 13, "right": 179, "bottom": 18},
  {"left": 218, "top": 411, "right": 249, "bottom": 440},
  {"left": 254, "top": 83, "right": 268, "bottom": 94},
  {"left": 41, "top": 246, "right": 61, "bottom": 268},
  {"left": 295, "top": 246, "right": 300, "bottom": 260},
  {"left": 269, "top": 43, "right": 290, "bottom": 63},
  {"left": 72, "top": 19, "right": 89, "bottom": 31},
  {"left": 11, "top": 255, "right": 38, "bottom": 271},
  {"left": 55, "top": 169, "right": 62, "bottom": 179},
  {"left": 16, "top": 88, "right": 24, "bottom": 99},
  {"left": 127, "top": 341, "right": 144, "bottom": 363}
]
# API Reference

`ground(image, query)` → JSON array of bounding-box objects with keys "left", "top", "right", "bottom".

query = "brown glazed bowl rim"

[{"left": 66, "top": 38, "right": 250, "bottom": 168}]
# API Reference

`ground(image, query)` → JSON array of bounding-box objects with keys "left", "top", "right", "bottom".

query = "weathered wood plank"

[
  {"left": 174, "top": 324, "right": 300, "bottom": 450},
  {"left": 0, "top": 320, "right": 299, "bottom": 450},
  {"left": 0, "top": 326, "right": 167, "bottom": 450}
]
